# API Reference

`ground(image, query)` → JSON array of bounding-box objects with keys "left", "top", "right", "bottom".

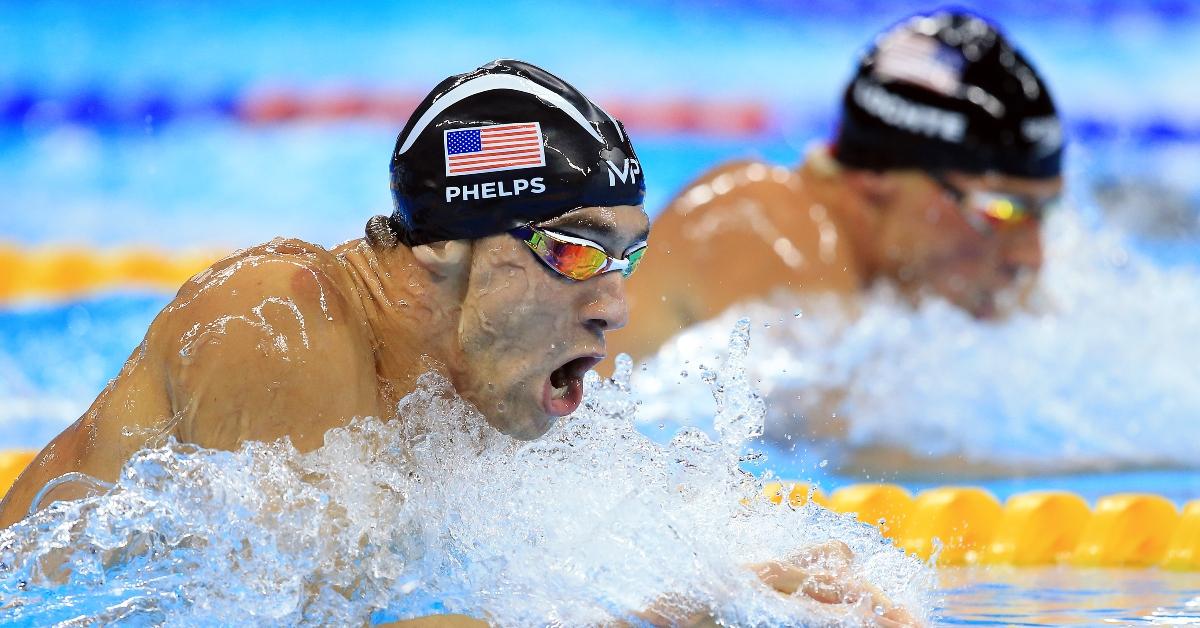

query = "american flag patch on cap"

[
  {"left": 873, "top": 31, "right": 964, "bottom": 97},
  {"left": 444, "top": 122, "right": 547, "bottom": 177}
]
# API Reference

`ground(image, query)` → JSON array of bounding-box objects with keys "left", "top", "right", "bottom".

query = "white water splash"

[
  {"left": 633, "top": 209, "right": 1200, "bottom": 472},
  {"left": 0, "top": 325, "right": 932, "bottom": 626}
]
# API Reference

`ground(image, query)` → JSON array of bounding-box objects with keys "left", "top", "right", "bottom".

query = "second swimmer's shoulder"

[{"left": 665, "top": 159, "right": 803, "bottom": 216}]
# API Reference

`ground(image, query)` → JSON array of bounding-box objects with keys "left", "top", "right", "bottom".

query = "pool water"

[
  {"left": 941, "top": 567, "right": 1200, "bottom": 625},
  {"left": 3, "top": 0, "right": 1200, "bottom": 624}
]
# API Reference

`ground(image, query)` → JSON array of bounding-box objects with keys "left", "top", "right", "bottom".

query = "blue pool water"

[
  {"left": 939, "top": 568, "right": 1200, "bottom": 625},
  {"left": 3, "top": 1, "right": 1200, "bottom": 624}
]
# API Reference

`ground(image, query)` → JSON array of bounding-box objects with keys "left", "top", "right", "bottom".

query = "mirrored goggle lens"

[
  {"left": 621, "top": 246, "right": 646, "bottom": 278},
  {"left": 532, "top": 232, "right": 610, "bottom": 280},
  {"left": 968, "top": 192, "right": 1033, "bottom": 228}
]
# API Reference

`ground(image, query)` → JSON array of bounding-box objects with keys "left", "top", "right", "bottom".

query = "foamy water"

[
  {"left": 0, "top": 322, "right": 933, "bottom": 626},
  {"left": 634, "top": 209, "right": 1200, "bottom": 473}
]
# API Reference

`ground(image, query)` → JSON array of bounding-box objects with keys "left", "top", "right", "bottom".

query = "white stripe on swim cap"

[
  {"left": 596, "top": 103, "right": 624, "bottom": 142},
  {"left": 397, "top": 73, "right": 605, "bottom": 155}
]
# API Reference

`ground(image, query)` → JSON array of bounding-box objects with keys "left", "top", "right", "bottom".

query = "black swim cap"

[
  {"left": 389, "top": 60, "right": 645, "bottom": 246},
  {"left": 832, "top": 11, "right": 1063, "bottom": 179}
]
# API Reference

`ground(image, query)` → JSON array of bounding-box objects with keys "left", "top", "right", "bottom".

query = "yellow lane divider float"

[
  {"left": 0, "top": 243, "right": 224, "bottom": 301},
  {"left": 0, "top": 450, "right": 36, "bottom": 497},
  {"left": 765, "top": 481, "right": 1200, "bottom": 569}
]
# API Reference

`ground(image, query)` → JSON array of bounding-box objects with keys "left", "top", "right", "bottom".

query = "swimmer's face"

[
  {"left": 449, "top": 205, "right": 650, "bottom": 439},
  {"left": 876, "top": 171, "right": 1063, "bottom": 318}
]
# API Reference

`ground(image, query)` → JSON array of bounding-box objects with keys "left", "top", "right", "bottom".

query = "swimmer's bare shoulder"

[
  {"left": 161, "top": 237, "right": 379, "bottom": 450},
  {"left": 651, "top": 158, "right": 860, "bottom": 296},
  {"left": 613, "top": 159, "right": 860, "bottom": 360},
  {"left": 0, "top": 238, "right": 379, "bottom": 527}
]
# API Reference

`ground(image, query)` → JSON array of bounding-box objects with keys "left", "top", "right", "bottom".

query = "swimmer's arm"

[
  {"left": 160, "top": 251, "right": 378, "bottom": 452},
  {"left": 0, "top": 420, "right": 94, "bottom": 527},
  {"left": 625, "top": 542, "right": 917, "bottom": 627},
  {"left": 369, "top": 546, "right": 917, "bottom": 628},
  {"left": 0, "top": 325, "right": 177, "bottom": 527}
]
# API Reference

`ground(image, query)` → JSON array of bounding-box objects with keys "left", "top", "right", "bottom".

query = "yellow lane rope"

[
  {"left": 765, "top": 481, "right": 1200, "bottom": 569},
  {"left": 0, "top": 243, "right": 225, "bottom": 301}
]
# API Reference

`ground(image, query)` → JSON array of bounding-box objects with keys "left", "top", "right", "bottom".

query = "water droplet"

[{"left": 818, "top": 459, "right": 828, "bottom": 468}]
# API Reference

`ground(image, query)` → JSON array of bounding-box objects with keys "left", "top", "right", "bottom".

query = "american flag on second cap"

[
  {"left": 872, "top": 31, "right": 964, "bottom": 97},
  {"left": 443, "top": 122, "right": 546, "bottom": 177}
]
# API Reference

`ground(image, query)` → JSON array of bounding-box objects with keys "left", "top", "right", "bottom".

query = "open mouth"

[{"left": 542, "top": 355, "right": 602, "bottom": 417}]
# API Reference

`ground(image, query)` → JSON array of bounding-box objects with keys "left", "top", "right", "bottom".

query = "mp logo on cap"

[{"left": 606, "top": 158, "right": 641, "bottom": 187}]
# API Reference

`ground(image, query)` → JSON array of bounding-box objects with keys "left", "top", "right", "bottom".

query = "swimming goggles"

[
  {"left": 934, "top": 175, "right": 1049, "bottom": 233},
  {"left": 510, "top": 223, "right": 647, "bottom": 281}
]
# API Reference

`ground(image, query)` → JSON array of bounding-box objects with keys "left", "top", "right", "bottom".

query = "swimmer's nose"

[
  {"left": 580, "top": 272, "right": 630, "bottom": 334},
  {"left": 997, "top": 222, "right": 1043, "bottom": 280}
]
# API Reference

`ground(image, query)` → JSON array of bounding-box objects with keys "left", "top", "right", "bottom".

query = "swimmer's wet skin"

[
  {"left": 611, "top": 10, "right": 1066, "bottom": 361},
  {"left": 0, "top": 60, "right": 917, "bottom": 625}
]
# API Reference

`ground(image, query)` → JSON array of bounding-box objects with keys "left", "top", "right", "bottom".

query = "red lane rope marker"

[{"left": 236, "top": 88, "right": 772, "bottom": 135}]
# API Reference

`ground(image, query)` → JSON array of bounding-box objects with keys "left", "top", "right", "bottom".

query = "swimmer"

[
  {"left": 612, "top": 11, "right": 1066, "bottom": 361},
  {"left": 0, "top": 61, "right": 914, "bottom": 626}
]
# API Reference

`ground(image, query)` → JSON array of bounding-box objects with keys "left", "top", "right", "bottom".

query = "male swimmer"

[
  {"left": 613, "top": 11, "right": 1065, "bottom": 360},
  {"left": 0, "top": 61, "right": 914, "bottom": 626}
]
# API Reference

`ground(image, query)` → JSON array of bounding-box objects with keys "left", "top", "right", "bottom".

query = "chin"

[
  {"left": 481, "top": 386, "right": 555, "bottom": 440},
  {"left": 497, "top": 411, "right": 555, "bottom": 441},
  {"left": 957, "top": 292, "right": 999, "bottom": 319}
]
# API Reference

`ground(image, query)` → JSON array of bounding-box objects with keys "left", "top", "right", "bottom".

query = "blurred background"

[{"left": 2, "top": 0, "right": 1199, "bottom": 498}]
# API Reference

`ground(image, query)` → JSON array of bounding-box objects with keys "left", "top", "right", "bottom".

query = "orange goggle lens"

[
  {"left": 968, "top": 192, "right": 1032, "bottom": 229},
  {"left": 936, "top": 174, "right": 1051, "bottom": 233},
  {"left": 513, "top": 225, "right": 645, "bottom": 281}
]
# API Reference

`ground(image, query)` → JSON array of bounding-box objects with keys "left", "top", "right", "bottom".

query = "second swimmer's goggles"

[
  {"left": 510, "top": 223, "right": 647, "bottom": 281},
  {"left": 934, "top": 175, "right": 1055, "bottom": 233}
]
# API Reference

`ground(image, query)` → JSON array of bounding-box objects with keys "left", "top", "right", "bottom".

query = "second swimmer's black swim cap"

[
  {"left": 832, "top": 11, "right": 1063, "bottom": 178},
  {"left": 389, "top": 60, "right": 645, "bottom": 246}
]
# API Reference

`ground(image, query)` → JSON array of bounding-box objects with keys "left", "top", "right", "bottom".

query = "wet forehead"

[
  {"left": 950, "top": 171, "right": 1065, "bottom": 206},
  {"left": 969, "top": 173, "right": 1065, "bottom": 203},
  {"left": 539, "top": 205, "right": 650, "bottom": 252}
]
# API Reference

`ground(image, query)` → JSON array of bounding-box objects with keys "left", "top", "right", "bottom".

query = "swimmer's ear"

[
  {"left": 411, "top": 239, "right": 472, "bottom": 281},
  {"left": 364, "top": 215, "right": 399, "bottom": 248}
]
